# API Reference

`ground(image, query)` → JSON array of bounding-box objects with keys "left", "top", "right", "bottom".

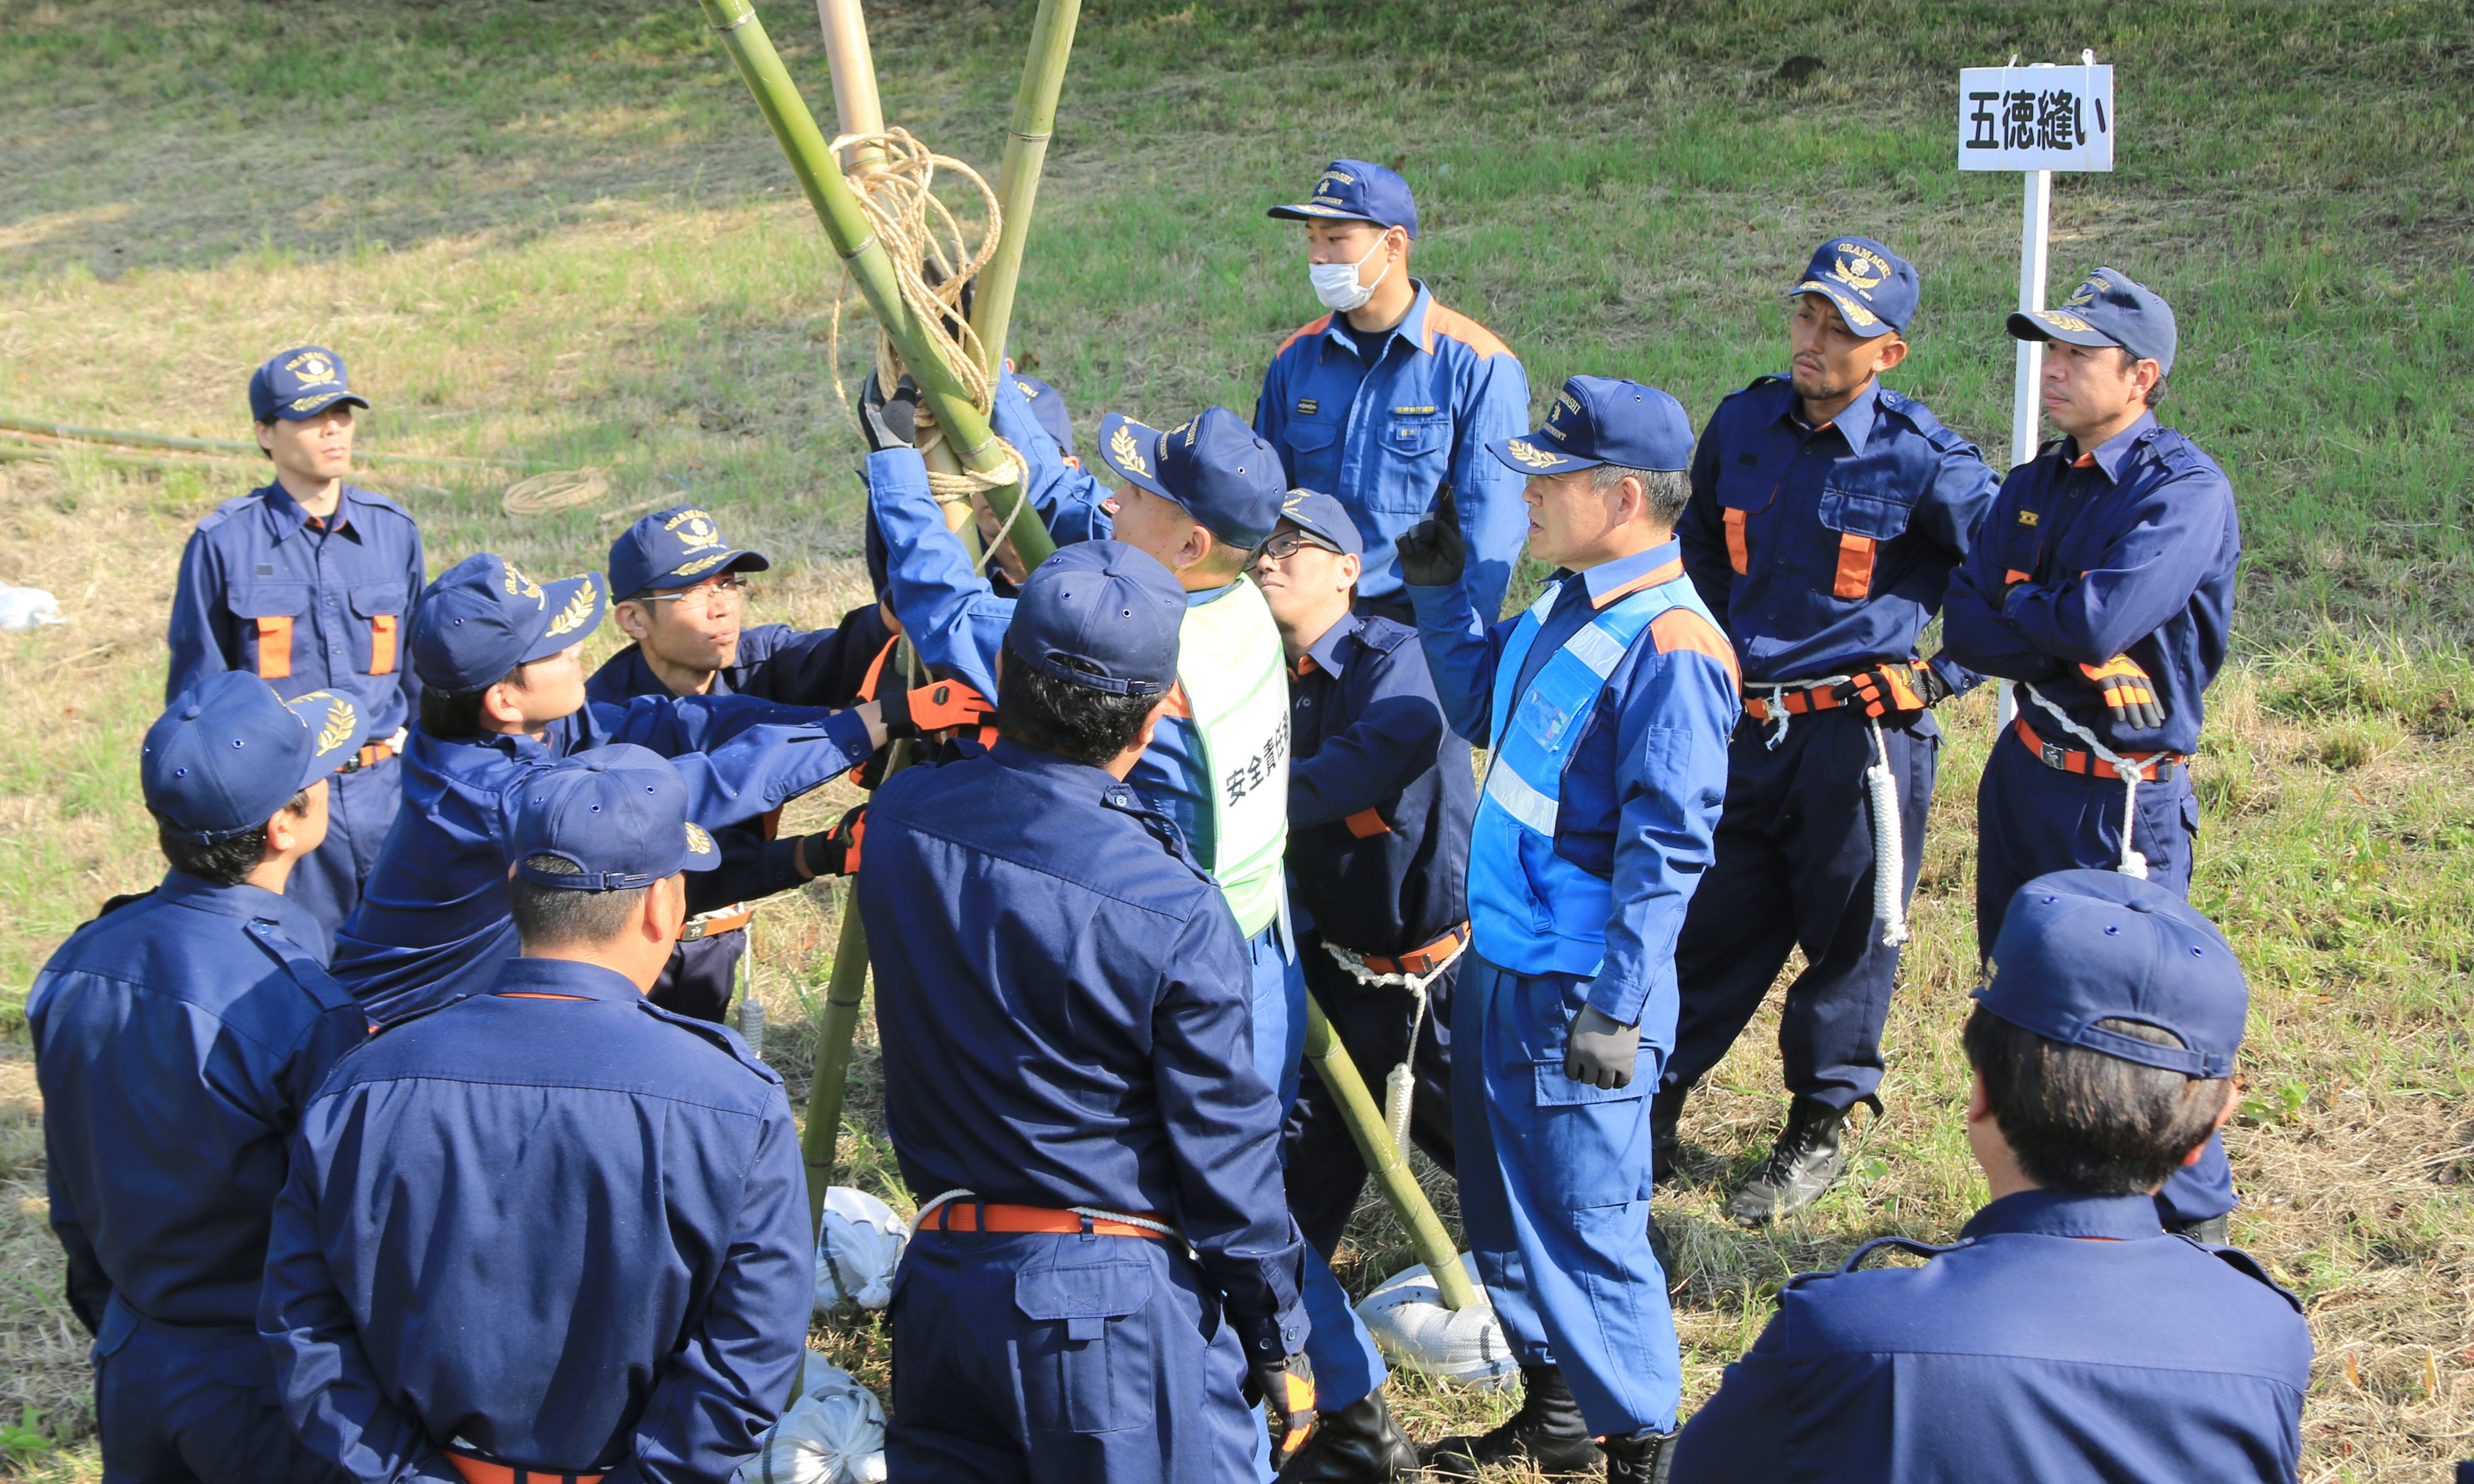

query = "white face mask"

[{"left": 1309, "top": 234, "right": 1394, "bottom": 314}]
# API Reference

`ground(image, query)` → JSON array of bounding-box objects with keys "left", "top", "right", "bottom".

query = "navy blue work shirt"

[
  {"left": 333, "top": 697, "right": 872, "bottom": 1023},
  {"left": 261, "top": 956, "right": 809, "bottom": 1484},
  {"left": 168, "top": 483, "right": 426, "bottom": 748},
  {"left": 1943, "top": 413, "right": 2240, "bottom": 756},
  {"left": 1670, "top": 1189, "right": 2311, "bottom": 1483},
  {"left": 1256, "top": 282, "right": 1532, "bottom": 621},
  {"left": 28, "top": 874, "right": 366, "bottom": 1341},
  {"left": 857, "top": 740, "right": 1310, "bottom": 1359},
  {"left": 1410, "top": 542, "right": 1739, "bottom": 1026},
  {"left": 584, "top": 606, "right": 891, "bottom": 712},
  {"left": 1285, "top": 613, "right": 1473, "bottom": 956},
  {"left": 1678, "top": 376, "right": 1997, "bottom": 689}
]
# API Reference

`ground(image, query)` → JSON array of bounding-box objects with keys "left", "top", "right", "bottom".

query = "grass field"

[{"left": 3, "top": 0, "right": 2473, "bottom": 1476}]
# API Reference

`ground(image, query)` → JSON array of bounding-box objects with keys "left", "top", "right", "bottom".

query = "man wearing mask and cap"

[
  {"left": 1942, "top": 266, "right": 2241, "bottom": 1241},
  {"left": 1670, "top": 871, "right": 2311, "bottom": 1483},
  {"left": 1664, "top": 237, "right": 1999, "bottom": 1226},
  {"left": 167, "top": 346, "right": 427, "bottom": 948},
  {"left": 586, "top": 505, "right": 895, "bottom": 1020},
  {"left": 30, "top": 671, "right": 368, "bottom": 1483},
  {"left": 333, "top": 552, "right": 935, "bottom": 1023},
  {"left": 1397, "top": 376, "right": 1738, "bottom": 1481},
  {"left": 851, "top": 542, "right": 1312, "bottom": 1483},
  {"left": 1254, "top": 160, "right": 1530, "bottom": 627},
  {"left": 264, "top": 748, "right": 812, "bottom": 1484},
  {"left": 866, "top": 404, "right": 1402, "bottom": 1469}
]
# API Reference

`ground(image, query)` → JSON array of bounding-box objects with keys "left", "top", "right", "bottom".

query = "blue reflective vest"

[{"left": 1469, "top": 569, "right": 1722, "bottom": 977}]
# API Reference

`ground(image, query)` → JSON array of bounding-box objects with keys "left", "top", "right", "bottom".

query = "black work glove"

[
  {"left": 1242, "top": 1351, "right": 1316, "bottom": 1462},
  {"left": 1563, "top": 1005, "right": 1640, "bottom": 1089},
  {"left": 855, "top": 373, "right": 921, "bottom": 454},
  {"left": 878, "top": 678, "right": 992, "bottom": 740},
  {"left": 1393, "top": 482, "right": 1465, "bottom": 588},
  {"left": 1829, "top": 659, "right": 1956, "bottom": 719},
  {"left": 797, "top": 804, "right": 868, "bottom": 878},
  {"left": 2079, "top": 655, "right": 2169, "bottom": 732}
]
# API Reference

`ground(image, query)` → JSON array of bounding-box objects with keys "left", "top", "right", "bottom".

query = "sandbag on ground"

[
  {"left": 814, "top": 1186, "right": 907, "bottom": 1312},
  {"left": 1354, "top": 1252, "right": 1518, "bottom": 1390},
  {"left": 742, "top": 1356, "right": 887, "bottom": 1484}
]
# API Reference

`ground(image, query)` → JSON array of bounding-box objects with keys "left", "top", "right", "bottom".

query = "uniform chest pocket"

[
  {"left": 224, "top": 582, "right": 311, "bottom": 680},
  {"left": 349, "top": 582, "right": 406, "bottom": 676},
  {"left": 1815, "top": 486, "right": 1916, "bottom": 601},
  {"left": 1713, "top": 467, "right": 1777, "bottom": 576},
  {"left": 1365, "top": 414, "right": 1452, "bottom": 512},
  {"left": 1016, "top": 1254, "right": 1155, "bottom": 1434}
]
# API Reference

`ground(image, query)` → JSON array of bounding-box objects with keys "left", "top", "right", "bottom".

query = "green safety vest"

[{"left": 1176, "top": 577, "right": 1291, "bottom": 938}]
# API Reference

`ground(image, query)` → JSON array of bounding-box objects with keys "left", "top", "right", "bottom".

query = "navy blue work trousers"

[
  {"left": 95, "top": 1318, "right": 344, "bottom": 1484},
  {"left": 1667, "top": 708, "right": 1936, "bottom": 1111},
  {"left": 885, "top": 1227, "right": 1257, "bottom": 1484},
  {"left": 648, "top": 926, "right": 745, "bottom": 1024},
  {"left": 286, "top": 755, "right": 401, "bottom": 954},
  {"left": 1975, "top": 731, "right": 2230, "bottom": 1224}
]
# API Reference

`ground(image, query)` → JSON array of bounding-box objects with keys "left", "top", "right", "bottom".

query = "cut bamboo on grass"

[
  {"left": 0, "top": 413, "right": 515, "bottom": 469},
  {"left": 1304, "top": 991, "right": 1478, "bottom": 1310}
]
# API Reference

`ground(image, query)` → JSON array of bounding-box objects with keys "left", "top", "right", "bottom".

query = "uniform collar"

[
  {"left": 1293, "top": 611, "right": 1364, "bottom": 679},
  {"left": 156, "top": 868, "right": 329, "bottom": 946},
  {"left": 257, "top": 481, "right": 362, "bottom": 543},
  {"left": 1318, "top": 280, "right": 1433, "bottom": 360},
  {"left": 490, "top": 956, "right": 647, "bottom": 1005},
  {"left": 2066, "top": 410, "right": 2159, "bottom": 482},
  {"left": 987, "top": 737, "right": 1134, "bottom": 799},
  {"left": 1185, "top": 577, "right": 1242, "bottom": 609},
  {"left": 1575, "top": 538, "right": 1687, "bottom": 609},
  {"left": 1959, "top": 1188, "right": 2169, "bottom": 1241},
  {"left": 1785, "top": 377, "right": 1881, "bottom": 451}
]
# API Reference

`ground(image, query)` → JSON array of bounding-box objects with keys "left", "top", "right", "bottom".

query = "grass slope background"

[{"left": 1, "top": 0, "right": 2471, "bottom": 1475}]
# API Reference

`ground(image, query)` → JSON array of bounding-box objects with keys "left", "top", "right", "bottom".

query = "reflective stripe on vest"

[
  {"left": 1467, "top": 576, "right": 1677, "bottom": 977},
  {"left": 1176, "top": 577, "right": 1290, "bottom": 938}
]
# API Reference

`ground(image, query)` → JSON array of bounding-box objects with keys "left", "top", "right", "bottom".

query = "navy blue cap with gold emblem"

[
  {"left": 2009, "top": 266, "right": 2178, "bottom": 377},
  {"left": 1275, "top": 490, "right": 1364, "bottom": 557},
  {"left": 1096, "top": 406, "right": 1289, "bottom": 549},
  {"left": 1266, "top": 158, "right": 1419, "bottom": 239},
  {"left": 1787, "top": 236, "right": 1918, "bottom": 339},
  {"left": 409, "top": 552, "right": 608, "bottom": 696},
  {"left": 608, "top": 505, "right": 770, "bottom": 599},
  {"left": 510, "top": 745, "right": 720, "bottom": 890},
  {"left": 143, "top": 672, "right": 361, "bottom": 842},
  {"left": 1486, "top": 376, "right": 1693, "bottom": 477},
  {"left": 248, "top": 345, "right": 369, "bottom": 423}
]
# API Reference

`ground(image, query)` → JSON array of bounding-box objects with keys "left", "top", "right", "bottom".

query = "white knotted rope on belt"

[
  {"left": 1760, "top": 676, "right": 1908, "bottom": 946},
  {"left": 814, "top": 1187, "right": 907, "bottom": 1312},
  {"left": 910, "top": 1187, "right": 1185, "bottom": 1243},
  {"left": 1322, "top": 937, "right": 1466, "bottom": 1152},
  {"left": 740, "top": 1356, "right": 887, "bottom": 1484},
  {"left": 2019, "top": 682, "right": 2154, "bottom": 879}
]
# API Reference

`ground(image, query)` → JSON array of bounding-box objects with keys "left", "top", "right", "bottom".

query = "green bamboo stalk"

[
  {"left": 1302, "top": 990, "right": 1477, "bottom": 1310},
  {"left": 694, "top": 0, "right": 1031, "bottom": 536},
  {"left": 0, "top": 413, "right": 512, "bottom": 469},
  {"left": 968, "top": 0, "right": 1080, "bottom": 381}
]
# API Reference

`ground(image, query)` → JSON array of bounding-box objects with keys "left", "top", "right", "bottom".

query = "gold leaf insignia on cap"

[
  {"left": 285, "top": 351, "right": 338, "bottom": 385},
  {"left": 672, "top": 552, "right": 731, "bottom": 577},
  {"left": 546, "top": 577, "right": 598, "bottom": 636},
  {"left": 317, "top": 696, "right": 357, "bottom": 753},
  {"left": 685, "top": 822, "right": 714, "bottom": 853},
  {"left": 2039, "top": 311, "right": 2094, "bottom": 332},
  {"left": 1832, "top": 292, "right": 1880, "bottom": 327},
  {"left": 1505, "top": 438, "right": 1563, "bottom": 469},
  {"left": 2064, "top": 280, "right": 2101, "bottom": 307},
  {"left": 1832, "top": 244, "right": 1891, "bottom": 293},
  {"left": 1109, "top": 423, "right": 1150, "bottom": 477},
  {"left": 1322, "top": 170, "right": 1356, "bottom": 186},
  {"left": 502, "top": 562, "right": 545, "bottom": 604},
  {"left": 288, "top": 393, "right": 336, "bottom": 412},
  {"left": 665, "top": 509, "right": 722, "bottom": 549}
]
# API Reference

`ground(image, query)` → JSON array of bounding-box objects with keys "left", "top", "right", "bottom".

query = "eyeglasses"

[
  {"left": 637, "top": 574, "right": 753, "bottom": 616},
  {"left": 1252, "top": 530, "right": 1344, "bottom": 565}
]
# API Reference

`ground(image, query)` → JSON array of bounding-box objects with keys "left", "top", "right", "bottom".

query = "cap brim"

[
  {"left": 1267, "top": 202, "right": 1386, "bottom": 226},
  {"left": 648, "top": 547, "right": 770, "bottom": 589},
  {"left": 1486, "top": 432, "right": 1597, "bottom": 477},
  {"left": 273, "top": 391, "right": 371, "bottom": 420},
  {"left": 522, "top": 573, "right": 608, "bottom": 662},
  {"left": 2007, "top": 308, "right": 2120, "bottom": 349},
  {"left": 1095, "top": 412, "right": 1177, "bottom": 502},
  {"left": 282, "top": 689, "right": 366, "bottom": 784},
  {"left": 1790, "top": 282, "right": 1897, "bottom": 337},
  {"left": 681, "top": 821, "right": 721, "bottom": 872}
]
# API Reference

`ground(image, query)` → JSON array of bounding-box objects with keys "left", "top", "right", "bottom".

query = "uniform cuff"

[
  {"left": 866, "top": 447, "right": 933, "bottom": 500},
  {"left": 1229, "top": 1303, "right": 1309, "bottom": 1361},
  {"left": 1584, "top": 975, "right": 1649, "bottom": 1028}
]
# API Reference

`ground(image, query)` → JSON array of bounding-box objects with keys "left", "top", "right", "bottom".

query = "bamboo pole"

[
  {"left": 812, "top": 0, "right": 885, "bottom": 172},
  {"left": 968, "top": 0, "right": 1080, "bottom": 380},
  {"left": 1302, "top": 991, "right": 1477, "bottom": 1310},
  {"left": 694, "top": 0, "right": 1026, "bottom": 526},
  {"left": 0, "top": 414, "right": 510, "bottom": 469}
]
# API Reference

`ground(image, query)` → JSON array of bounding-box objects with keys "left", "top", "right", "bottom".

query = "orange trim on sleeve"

[
  {"left": 368, "top": 613, "right": 398, "bottom": 675},
  {"left": 1833, "top": 533, "right": 1877, "bottom": 600},
  {"left": 1722, "top": 508, "right": 1749, "bottom": 575},
  {"left": 855, "top": 636, "right": 897, "bottom": 702},
  {"left": 1275, "top": 315, "right": 1334, "bottom": 357},
  {"left": 1650, "top": 608, "right": 1741, "bottom": 690},
  {"left": 2003, "top": 569, "right": 2033, "bottom": 586},
  {"left": 1344, "top": 807, "right": 1392, "bottom": 838},
  {"left": 255, "top": 615, "right": 293, "bottom": 680},
  {"left": 1420, "top": 302, "right": 1513, "bottom": 360}
]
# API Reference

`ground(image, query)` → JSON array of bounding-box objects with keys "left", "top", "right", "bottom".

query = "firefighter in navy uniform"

[
  {"left": 586, "top": 504, "right": 893, "bottom": 1020},
  {"left": 167, "top": 346, "right": 425, "bottom": 948},
  {"left": 30, "top": 672, "right": 367, "bottom": 1483},
  {"left": 1665, "top": 237, "right": 1999, "bottom": 1225},
  {"left": 1942, "top": 266, "right": 2243, "bottom": 1241},
  {"left": 1253, "top": 491, "right": 1472, "bottom": 1481}
]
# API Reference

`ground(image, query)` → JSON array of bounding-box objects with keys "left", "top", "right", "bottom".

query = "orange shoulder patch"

[
  {"left": 1650, "top": 608, "right": 1741, "bottom": 690},
  {"left": 1423, "top": 302, "right": 1513, "bottom": 361},
  {"left": 1161, "top": 679, "right": 1195, "bottom": 719},
  {"left": 1276, "top": 315, "right": 1334, "bottom": 357}
]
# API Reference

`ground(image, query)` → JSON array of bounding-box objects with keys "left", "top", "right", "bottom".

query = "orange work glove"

[
  {"left": 2078, "top": 655, "right": 2168, "bottom": 731},
  {"left": 1829, "top": 659, "right": 1954, "bottom": 718},
  {"left": 879, "top": 679, "right": 992, "bottom": 739}
]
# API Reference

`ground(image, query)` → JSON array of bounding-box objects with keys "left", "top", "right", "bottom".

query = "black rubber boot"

[
  {"left": 1651, "top": 1083, "right": 1686, "bottom": 1186},
  {"left": 1604, "top": 1426, "right": 1680, "bottom": 1483},
  {"left": 1273, "top": 1386, "right": 1420, "bottom": 1482},
  {"left": 1727, "top": 1096, "right": 1852, "bottom": 1226},
  {"left": 2165, "top": 1213, "right": 2231, "bottom": 1246},
  {"left": 1423, "top": 1364, "right": 1605, "bottom": 1480}
]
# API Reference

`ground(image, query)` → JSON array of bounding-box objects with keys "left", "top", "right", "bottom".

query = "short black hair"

[
  {"left": 417, "top": 664, "right": 523, "bottom": 741},
  {"left": 2118, "top": 347, "right": 2169, "bottom": 409},
  {"left": 154, "top": 789, "right": 310, "bottom": 886},
  {"left": 254, "top": 418, "right": 275, "bottom": 461},
  {"left": 1962, "top": 1005, "right": 2231, "bottom": 1196},
  {"left": 508, "top": 854, "right": 651, "bottom": 949},
  {"left": 993, "top": 652, "right": 1160, "bottom": 767}
]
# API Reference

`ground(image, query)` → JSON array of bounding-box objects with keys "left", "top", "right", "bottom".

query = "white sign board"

[{"left": 1958, "top": 65, "right": 2115, "bottom": 173}]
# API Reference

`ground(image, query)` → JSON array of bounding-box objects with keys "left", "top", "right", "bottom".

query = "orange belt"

[
  {"left": 2014, "top": 717, "right": 2184, "bottom": 782},
  {"left": 340, "top": 737, "right": 402, "bottom": 773},
  {"left": 444, "top": 1453, "right": 601, "bottom": 1484},
  {"left": 921, "top": 1201, "right": 1173, "bottom": 1241},
  {"left": 678, "top": 904, "right": 754, "bottom": 942},
  {"left": 1360, "top": 922, "right": 1470, "bottom": 978},
  {"left": 1741, "top": 683, "right": 1844, "bottom": 721}
]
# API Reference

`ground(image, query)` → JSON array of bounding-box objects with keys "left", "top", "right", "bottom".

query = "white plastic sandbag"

[
  {"left": 1354, "top": 1252, "right": 1518, "bottom": 1390},
  {"left": 739, "top": 1361, "right": 886, "bottom": 1484},
  {"left": 0, "top": 584, "right": 63, "bottom": 632},
  {"left": 813, "top": 1186, "right": 907, "bottom": 1312}
]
